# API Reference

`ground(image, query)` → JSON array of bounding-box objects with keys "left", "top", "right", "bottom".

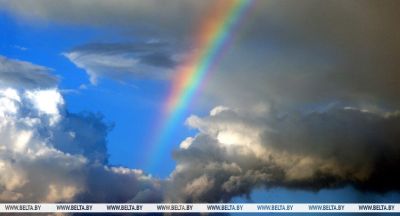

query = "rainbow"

[{"left": 146, "top": 0, "right": 253, "bottom": 168}]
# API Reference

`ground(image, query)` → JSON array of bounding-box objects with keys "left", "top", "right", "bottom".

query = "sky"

[{"left": 0, "top": 0, "right": 399, "bottom": 211}]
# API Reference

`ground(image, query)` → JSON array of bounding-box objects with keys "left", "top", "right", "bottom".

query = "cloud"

[
  {"left": 0, "top": 55, "right": 58, "bottom": 89},
  {"left": 2, "top": 0, "right": 400, "bottom": 204},
  {"left": 49, "top": 112, "right": 111, "bottom": 164},
  {"left": 12, "top": 45, "right": 28, "bottom": 51},
  {"left": 0, "top": 0, "right": 211, "bottom": 39},
  {"left": 3, "top": 0, "right": 400, "bottom": 109},
  {"left": 0, "top": 87, "right": 161, "bottom": 202},
  {"left": 165, "top": 106, "right": 400, "bottom": 202},
  {"left": 63, "top": 42, "right": 179, "bottom": 84},
  {"left": 200, "top": 0, "right": 400, "bottom": 110}
]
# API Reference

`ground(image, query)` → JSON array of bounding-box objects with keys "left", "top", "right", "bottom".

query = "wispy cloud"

[
  {"left": 0, "top": 55, "right": 58, "bottom": 89},
  {"left": 12, "top": 45, "right": 28, "bottom": 51},
  {"left": 63, "top": 42, "right": 179, "bottom": 84}
]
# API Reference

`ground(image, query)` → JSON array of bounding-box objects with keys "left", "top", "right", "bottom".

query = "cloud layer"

[
  {"left": 3, "top": 0, "right": 400, "bottom": 108},
  {"left": 0, "top": 0, "right": 212, "bottom": 39},
  {"left": 201, "top": 0, "right": 400, "bottom": 110}
]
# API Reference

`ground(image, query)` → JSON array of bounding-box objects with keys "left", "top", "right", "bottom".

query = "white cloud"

[
  {"left": 0, "top": 89, "right": 22, "bottom": 117},
  {"left": 25, "top": 89, "right": 63, "bottom": 115},
  {"left": 25, "top": 89, "right": 64, "bottom": 125},
  {"left": 179, "top": 137, "right": 194, "bottom": 149},
  {"left": 0, "top": 87, "right": 161, "bottom": 202}
]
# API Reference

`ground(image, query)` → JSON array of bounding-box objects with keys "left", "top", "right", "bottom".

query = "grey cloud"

[
  {"left": 3, "top": 0, "right": 400, "bottom": 109},
  {"left": 64, "top": 42, "right": 179, "bottom": 84},
  {"left": 76, "top": 166, "right": 162, "bottom": 203},
  {"left": 202, "top": 0, "right": 400, "bottom": 110},
  {"left": 166, "top": 106, "right": 400, "bottom": 202},
  {"left": 0, "top": 0, "right": 211, "bottom": 39},
  {"left": 0, "top": 55, "right": 58, "bottom": 89},
  {"left": 264, "top": 108, "right": 400, "bottom": 192},
  {"left": 140, "top": 52, "right": 176, "bottom": 68}
]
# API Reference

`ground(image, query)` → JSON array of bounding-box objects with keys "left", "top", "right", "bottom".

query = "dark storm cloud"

[
  {"left": 0, "top": 55, "right": 58, "bottom": 89},
  {"left": 0, "top": 0, "right": 211, "bottom": 40},
  {"left": 165, "top": 106, "right": 400, "bottom": 202},
  {"left": 205, "top": 0, "right": 400, "bottom": 109},
  {"left": 264, "top": 108, "right": 400, "bottom": 192},
  {"left": 76, "top": 166, "right": 163, "bottom": 203},
  {"left": 64, "top": 42, "right": 179, "bottom": 84},
  {"left": 3, "top": 0, "right": 400, "bottom": 107}
]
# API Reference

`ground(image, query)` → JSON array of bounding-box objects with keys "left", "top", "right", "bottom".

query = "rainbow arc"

[{"left": 146, "top": 0, "right": 253, "bottom": 168}]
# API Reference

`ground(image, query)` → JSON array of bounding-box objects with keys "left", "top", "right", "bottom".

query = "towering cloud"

[
  {"left": 0, "top": 57, "right": 161, "bottom": 203},
  {"left": 0, "top": 87, "right": 162, "bottom": 202}
]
